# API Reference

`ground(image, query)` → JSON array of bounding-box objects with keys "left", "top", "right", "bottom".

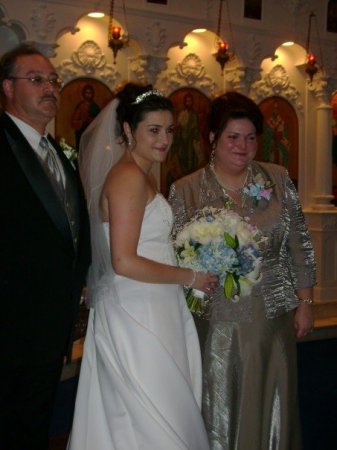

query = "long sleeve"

[{"left": 284, "top": 175, "right": 317, "bottom": 289}]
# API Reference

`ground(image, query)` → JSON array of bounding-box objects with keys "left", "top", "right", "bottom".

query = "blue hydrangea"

[{"left": 197, "top": 242, "right": 238, "bottom": 282}]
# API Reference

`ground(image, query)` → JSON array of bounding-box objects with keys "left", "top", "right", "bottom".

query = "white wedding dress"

[{"left": 67, "top": 194, "right": 209, "bottom": 450}]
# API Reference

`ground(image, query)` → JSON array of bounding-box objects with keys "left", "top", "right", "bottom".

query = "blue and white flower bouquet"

[{"left": 175, "top": 207, "right": 265, "bottom": 315}]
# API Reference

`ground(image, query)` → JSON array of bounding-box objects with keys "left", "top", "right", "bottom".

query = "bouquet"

[{"left": 174, "top": 207, "right": 265, "bottom": 315}]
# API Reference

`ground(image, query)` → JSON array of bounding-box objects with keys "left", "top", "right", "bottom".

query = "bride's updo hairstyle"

[
  {"left": 208, "top": 92, "right": 264, "bottom": 148},
  {"left": 116, "top": 82, "right": 173, "bottom": 145}
]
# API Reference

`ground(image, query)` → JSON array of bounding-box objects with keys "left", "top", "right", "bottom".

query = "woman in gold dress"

[{"left": 169, "top": 92, "right": 316, "bottom": 450}]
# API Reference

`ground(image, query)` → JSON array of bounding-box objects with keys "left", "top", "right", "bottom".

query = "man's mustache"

[{"left": 41, "top": 93, "right": 58, "bottom": 102}]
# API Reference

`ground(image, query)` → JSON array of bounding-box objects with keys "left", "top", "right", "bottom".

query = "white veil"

[{"left": 78, "top": 98, "right": 124, "bottom": 307}]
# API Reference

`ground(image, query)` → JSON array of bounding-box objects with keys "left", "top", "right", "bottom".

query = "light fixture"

[
  {"left": 108, "top": 0, "right": 129, "bottom": 64},
  {"left": 304, "top": 12, "right": 323, "bottom": 83},
  {"left": 88, "top": 1, "right": 104, "bottom": 18},
  {"left": 88, "top": 11, "right": 105, "bottom": 18},
  {"left": 192, "top": 28, "right": 207, "bottom": 33},
  {"left": 214, "top": 0, "right": 235, "bottom": 74}
]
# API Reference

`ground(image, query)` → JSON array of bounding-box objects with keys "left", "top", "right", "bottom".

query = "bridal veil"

[{"left": 78, "top": 98, "right": 123, "bottom": 307}]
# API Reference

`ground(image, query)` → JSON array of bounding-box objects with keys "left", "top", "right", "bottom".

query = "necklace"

[{"left": 211, "top": 165, "right": 252, "bottom": 194}]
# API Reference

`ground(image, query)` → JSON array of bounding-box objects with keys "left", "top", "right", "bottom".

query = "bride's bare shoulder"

[{"left": 103, "top": 159, "right": 147, "bottom": 195}]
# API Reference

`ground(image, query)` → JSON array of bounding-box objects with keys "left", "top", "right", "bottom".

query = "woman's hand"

[
  {"left": 294, "top": 303, "right": 314, "bottom": 338},
  {"left": 192, "top": 272, "right": 218, "bottom": 295}
]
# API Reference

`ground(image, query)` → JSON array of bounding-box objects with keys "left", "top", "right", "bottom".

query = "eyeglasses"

[{"left": 8, "top": 75, "right": 64, "bottom": 90}]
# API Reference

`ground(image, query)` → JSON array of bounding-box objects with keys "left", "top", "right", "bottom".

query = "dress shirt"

[{"left": 6, "top": 112, "right": 66, "bottom": 187}]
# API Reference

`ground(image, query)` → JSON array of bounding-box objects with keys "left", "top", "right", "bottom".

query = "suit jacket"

[{"left": 0, "top": 113, "right": 91, "bottom": 367}]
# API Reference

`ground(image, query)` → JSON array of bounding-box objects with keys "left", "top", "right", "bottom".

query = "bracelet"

[
  {"left": 184, "top": 270, "right": 197, "bottom": 289},
  {"left": 298, "top": 297, "right": 313, "bottom": 305}
]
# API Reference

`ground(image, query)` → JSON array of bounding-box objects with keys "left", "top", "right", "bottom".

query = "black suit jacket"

[{"left": 0, "top": 113, "right": 91, "bottom": 367}]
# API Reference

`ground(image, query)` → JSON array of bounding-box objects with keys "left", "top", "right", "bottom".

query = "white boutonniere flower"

[{"left": 59, "top": 138, "right": 77, "bottom": 168}]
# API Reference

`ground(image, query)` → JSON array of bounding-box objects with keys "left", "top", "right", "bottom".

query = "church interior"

[{"left": 1, "top": 0, "right": 337, "bottom": 448}]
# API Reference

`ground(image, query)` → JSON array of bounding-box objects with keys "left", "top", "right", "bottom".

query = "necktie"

[{"left": 39, "top": 136, "right": 65, "bottom": 199}]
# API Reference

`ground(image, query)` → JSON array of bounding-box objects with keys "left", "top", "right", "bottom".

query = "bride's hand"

[{"left": 193, "top": 272, "right": 218, "bottom": 295}]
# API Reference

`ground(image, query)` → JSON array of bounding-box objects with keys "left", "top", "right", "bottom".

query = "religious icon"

[
  {"left": 55, "top": 78, "right": 113, "bottom": 152},
  {"left": 71, "top": 84, "right": 101, "bottom": 149},
  {"left": 161, "top": 88, "right": 211, "bottom": 196},
  {"left": 257, "top": 96, "right": 299, "bottom": 186}
]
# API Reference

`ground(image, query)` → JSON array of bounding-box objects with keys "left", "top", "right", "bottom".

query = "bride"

[{"left": 67, "top": 83, "right": 217, "bottom": 450}]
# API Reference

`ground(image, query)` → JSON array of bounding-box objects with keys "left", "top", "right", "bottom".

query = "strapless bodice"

[{"left": 103, "top": 193, "right": 175, "bottom": 265}]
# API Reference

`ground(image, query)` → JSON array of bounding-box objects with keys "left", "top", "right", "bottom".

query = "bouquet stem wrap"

[{"left": 186, "top": 289, "right": 207, "bottom": 316}]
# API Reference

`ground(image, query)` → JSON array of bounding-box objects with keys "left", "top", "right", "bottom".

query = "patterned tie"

[{"left": 39, "top": 136, "right": 65, "bottom": 199}]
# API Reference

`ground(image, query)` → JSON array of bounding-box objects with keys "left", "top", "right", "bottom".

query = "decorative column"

[
  {"left": 309, "top": 76, "right": 334, "bottom": 209},
  {"left": 304, "top": 75, "right": 337, "bottom": 309},
  {"left": 305, "top": 211, "right": 337, "bottom": 304}
]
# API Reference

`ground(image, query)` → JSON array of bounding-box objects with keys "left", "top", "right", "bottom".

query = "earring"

[
  {"left": 209, "top": 148, "right": 216, "bottom": 168},
  {"left": 127, "top": 137, "right": 135, "bottom": 149}
]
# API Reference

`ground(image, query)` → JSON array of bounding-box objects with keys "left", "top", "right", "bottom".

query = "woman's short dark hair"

[
  {"left": 116, "top": 83, "right": 173, "bottom": 143},
  {"left": 208, "top": 92, "right": 264, "bottom": 147}
]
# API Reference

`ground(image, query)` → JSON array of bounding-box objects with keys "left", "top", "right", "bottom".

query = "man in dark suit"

[{"left": 0, "top": 45, "right": 91, "bottom": 449}]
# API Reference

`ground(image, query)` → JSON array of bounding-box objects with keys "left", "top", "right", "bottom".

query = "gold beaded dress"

[{"left": 169, "top": 161, "right": 316, "bottom": 450}]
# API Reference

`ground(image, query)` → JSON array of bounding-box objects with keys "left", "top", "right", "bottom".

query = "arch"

[{"left": 54, "top": 14, "right": 138, "bottom": 87}]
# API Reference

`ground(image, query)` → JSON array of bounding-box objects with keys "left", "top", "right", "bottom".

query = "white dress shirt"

[{"left": 6, "top": 112, "right": 66, "bottom": 187}]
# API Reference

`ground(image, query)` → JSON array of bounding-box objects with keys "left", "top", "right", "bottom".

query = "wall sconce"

[
  {"left": 305, "top": 12, "right": 323, "bottom": 83},
  {"left": 214, "top": 0, "right": 235, "bottom": 74},
  {"left": 108, "top": 0, "right": 129, "bottom": 64}
]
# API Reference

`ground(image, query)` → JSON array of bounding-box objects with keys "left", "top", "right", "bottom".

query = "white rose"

[
  {"left": 176, "top": 228, "right": 191, "bottom": 246},
  {"left": 236, "top": 222, "right": 254, "bottom": 245}
]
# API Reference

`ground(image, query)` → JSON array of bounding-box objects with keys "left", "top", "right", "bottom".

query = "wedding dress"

[{"left": 67, "top": 193, "right": 209, "bottom": 450}]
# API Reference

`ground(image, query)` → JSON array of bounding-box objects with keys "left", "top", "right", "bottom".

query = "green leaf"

[
  {"left": 224, "top": 273, "right": 234, "bottom": 299},
  {"left": 224, "top": 232, "right": 237, "bottom": 249}
]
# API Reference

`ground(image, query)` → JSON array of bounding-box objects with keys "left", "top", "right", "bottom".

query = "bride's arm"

[{"left": 101, "top": 163, "right": 217, "bottom": 291}]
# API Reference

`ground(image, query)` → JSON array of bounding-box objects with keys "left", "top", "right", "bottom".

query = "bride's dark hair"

[{"left": 116, "top": 82, "right": 173, "bottom": 144}]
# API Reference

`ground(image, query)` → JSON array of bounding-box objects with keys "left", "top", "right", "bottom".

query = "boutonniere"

[
  {"left": 59, "top": 138, "right": 77, "bottom": 162},
  {"left": 243, "top": 172, "right": 274, "bottom": 205}
]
